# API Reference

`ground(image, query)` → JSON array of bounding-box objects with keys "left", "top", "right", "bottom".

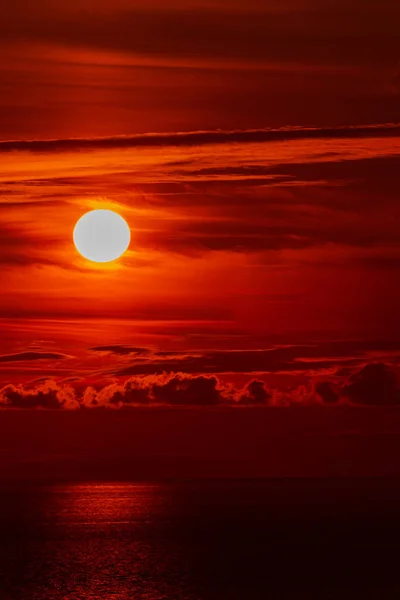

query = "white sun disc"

[{"left": 73, "top": 209, "right": 130, "bottom": 263}]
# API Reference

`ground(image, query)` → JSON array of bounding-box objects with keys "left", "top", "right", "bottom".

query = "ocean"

[{"left": 0, "top": 479, "right": 399, "bottom": 599}]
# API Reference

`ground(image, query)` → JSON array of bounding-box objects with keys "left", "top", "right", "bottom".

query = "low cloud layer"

[
  {"left": 0, "top": 380, "right": 79, "bottom": 409},
  {"left": 1, "top": 363, "right": 399, "bottom": 409}
]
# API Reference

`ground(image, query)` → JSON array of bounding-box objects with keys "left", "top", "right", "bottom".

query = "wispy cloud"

[
  {"left": 0, "top": 123, "right": 398, "bottom": 153},
  {"left": 0, "top": 351, "right": 70, "bottom": 363}
]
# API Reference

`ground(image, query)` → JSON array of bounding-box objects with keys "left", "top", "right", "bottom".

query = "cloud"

[
  {"left": 1, "top": 124, "right": 400, "bottom": 277},
  {"left": 0, "top": 124, "right": 398, "bottom": 153},
  {"left": 0, "top": 380, "right": 79, "bottom": 409},
  {"left": 0, "top": 373, "right": 275, "bottom": 409},
  {"left": 83, "top": 373, "right": 231, "bottom": 407},
  {"left": 90, "top": 345, "right": 150, "bottom": 356},
  {"left": 237, "top": 380, "right": 273, "bottom": 405},
  {"left": 311, "top": 362, "right": 400, "bottom": 406},
  {"left": 116, "top": 341, "right": 400, "bottom": 376},
  {"left": 0, "top": 351, "right": 70, "bottom": 363},
  {"left": 342, "top": 363, "right": 400, "bottom": 406},
  {"left": 315, "top": 381, "right": 340, "bottom": 404},
  {"left": 2, "top": 362, "right": 400, "bottom": 409},
  {"left": 0, "top": 223, "right": 62, "bottom": 267}
]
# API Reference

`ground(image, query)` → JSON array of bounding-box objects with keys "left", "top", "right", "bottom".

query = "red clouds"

[
  {"left": 0, "top": 380, "right": 79, "bottom": 409},
  {"left": 0, "top": 373, "right": 238, "bottom": 409},
  {"left": 2, "top": 363, "right": 400, "bottom": 409},
  {"left": 237, "top": 380, "right": 273, "bottom": 405},
  {"left": 84, "top": 373, "right": 229, "bottom": 407}
]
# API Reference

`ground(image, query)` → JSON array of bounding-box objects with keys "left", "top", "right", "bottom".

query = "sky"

[{"left": 1, "top": 0, "right": 400, "bottom": 412}]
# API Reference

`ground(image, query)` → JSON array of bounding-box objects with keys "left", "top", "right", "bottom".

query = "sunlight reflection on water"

[
  {"left": 49, "top": 482, "right": 165, "bottom": 525},
  {"left": 0, "top": 483, "right": 198, "bottom": 600}
]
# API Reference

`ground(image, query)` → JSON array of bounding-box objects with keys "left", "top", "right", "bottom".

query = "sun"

[{"left": 73, "top": 209, "right": 131, "bottom": 263}]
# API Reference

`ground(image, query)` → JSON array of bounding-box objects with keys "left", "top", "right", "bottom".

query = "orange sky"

[{"left": 1, "top": 0, "right": 400, "bottom": 406}]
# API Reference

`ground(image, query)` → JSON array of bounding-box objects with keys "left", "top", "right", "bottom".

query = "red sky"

[{"left": 1, "top": 0, "right": 400, "bottom": 410}]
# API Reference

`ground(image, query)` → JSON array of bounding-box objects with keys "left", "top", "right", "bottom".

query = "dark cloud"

[
  {"left": 0, "top": 372, "right": 273, "bottom": 409},
  {"left": 315, "top": 381, "right": 339, "bottom": 404},
  {"left": 0, "top": 373, "right": 289, "bottom": 408},
  {"left": 312, "top": 363, "right": 400, "bottom": 406},
  {"left": 237, "top": 380, "right": 273, "bottom": 405},
  {"left": 83, "top": 373, "right": 230, "bottom": 407},
  {"left": 0, "top": 380, "right": 78, "bottom": 409},
  {"left": 0, "top": 124, "right": 398, "bottom": 153},
  {"left": 0, "top": 351, "right": 70, "bottom": 363},
  {"left": 342, "top": 363, "right": 400, "bottom": 406},
  {"left": 151, "top": 373, "right": 225, "bottom": 406}
]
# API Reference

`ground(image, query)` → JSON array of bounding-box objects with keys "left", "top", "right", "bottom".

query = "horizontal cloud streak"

[
  {"left": 90, "top": 345, "right": 151, "bottom": 356},
  {"left": 114, "top": 342, "right": 400, "bottom": 376},
  {"left": 0, "top": 124, "right": 399, "bottom": 153},
  {"left": 0, "top": 351, "right": 70, "bottom": 363}
]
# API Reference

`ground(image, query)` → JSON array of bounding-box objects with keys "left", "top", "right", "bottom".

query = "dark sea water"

[{"left": 0, "top": 479, "right": 400, "bottom": 599}]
